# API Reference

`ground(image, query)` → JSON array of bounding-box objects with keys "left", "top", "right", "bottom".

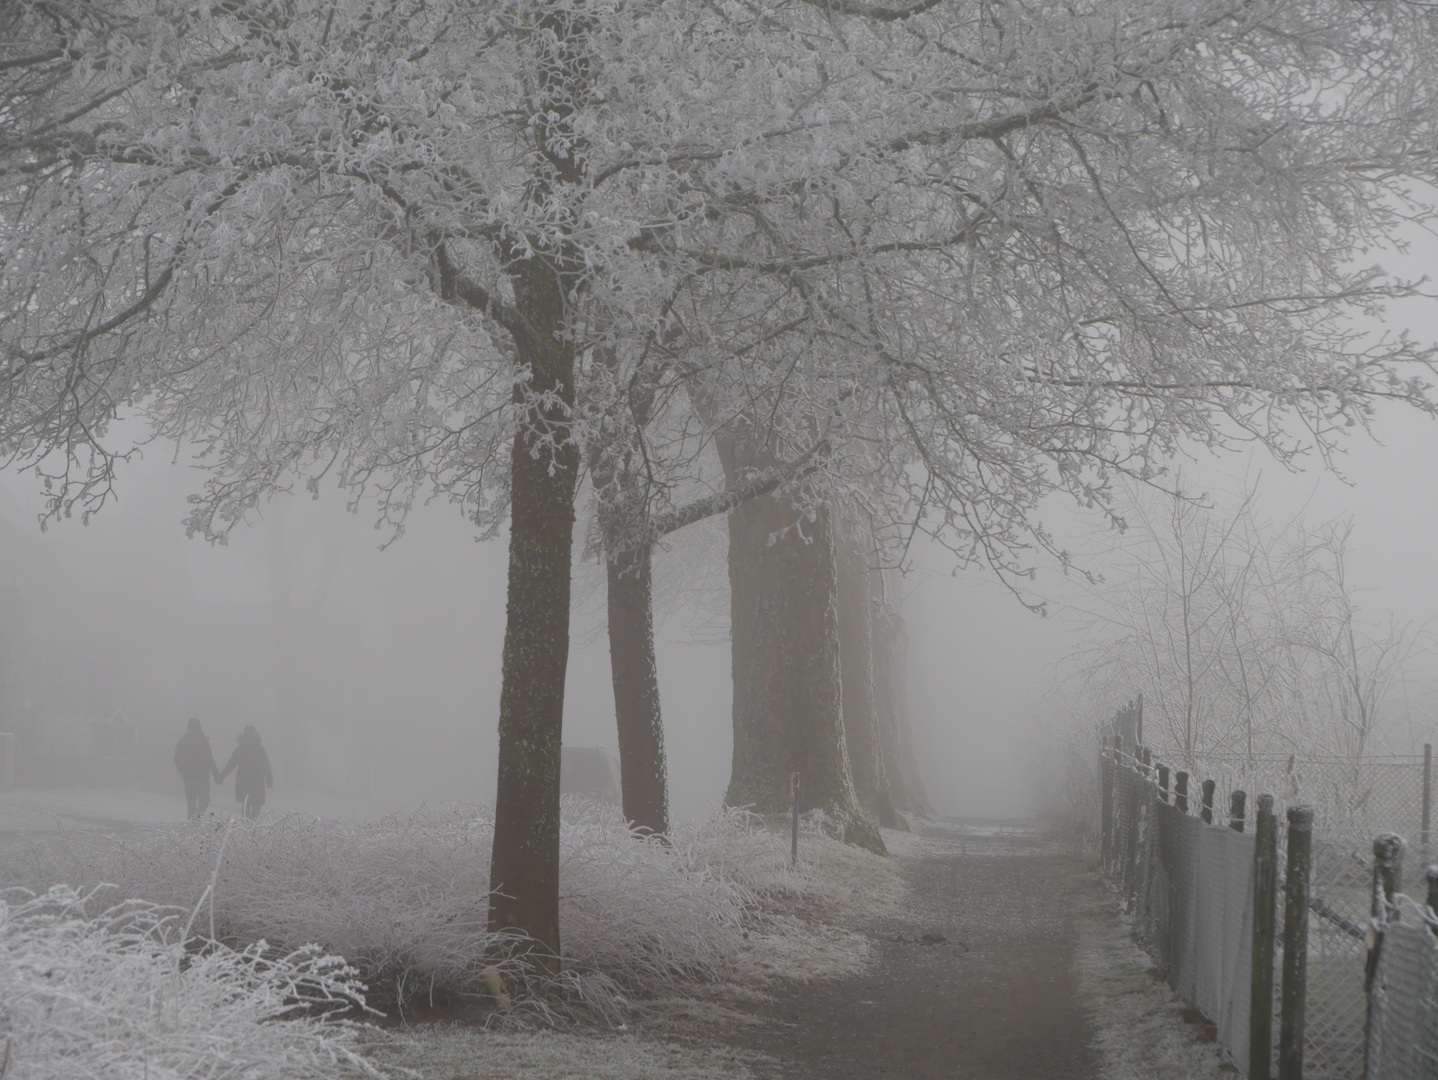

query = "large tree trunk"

[
  {"left": 606, "top": 540, "right": 669, "bottom": 834},
  {"left": 487, "top": 259, "right": 580, "bottom": 970},
  {"left": 719, "top": 447, "right": 884, "bottom": 852},
  {"left": 867, "top": 568, "right": 911, "bottom": 828},
  {"left": 871, "top": 583, "right": 933, "bottom": 820},
  {"left": 836, "top": 527, "right": 908, "bottom": 831},
  {"left": 836, "top": 536, "right": 897, "bottom": 828}
]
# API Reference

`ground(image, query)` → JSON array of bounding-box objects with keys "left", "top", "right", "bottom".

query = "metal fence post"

[
  {"left": 1250, "top": 793, "right": 1278, "bottom": 1080},
  {"left": 1230, "top": 790, "right": 1246, "bottom": 833},
  {"left": 1278, "top": 806, "right": 1313, "bottom": 1080},
  {"left": 1363, "top": 833, "right": 1405, "bottom": 1079},
  {"left": 1370, "top": 833, "right": 1403, "bottom": 920},
  {"left": 1175, "top": 770, "right": 1190, "bottom": 814},
  {"left": 1201, "top": 778, "right": 1216, "bottom": 825},
  {"left": 1423, "top": 743, "right": 1432, "bottom": 848},
  {"left": 1101, "top": 743, "right": 1114, "bottom": 868}
]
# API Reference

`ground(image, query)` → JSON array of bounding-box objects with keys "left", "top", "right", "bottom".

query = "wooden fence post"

[
  {"left": 1158, "top": 764, "right": 1170, "bottom": 804},
  {"left": 1426, "top": 865, "right": 1438, "bottom": 915},
  {"left": 790, "top": 772, "right": 801, "bottom": 866},
  {"left": 1230, "top": 790, "right": 1246, "bottom": 833},
  {"left": 1175, "top": 770, "right": 1189, "bottom": 814},
  {"left": 1201, "top": 778, "right": 1216, "bottom": 825},
  {"left": 1278, "top": 806, "right": 1313, "bottom": 1080},
  {"left": 1250, "top": 793, "right": 1277, "bottom": 1080}
]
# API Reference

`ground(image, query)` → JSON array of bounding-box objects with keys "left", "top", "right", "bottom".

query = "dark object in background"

[
  {"left": 560, "top": 746, "right": 620, "bottom": 804},
  {"left": 218, "top": 725, "right": 273, "bottom": 819},
  {"left": 173, "top": 717, "right": 219, "bottom": 820}
]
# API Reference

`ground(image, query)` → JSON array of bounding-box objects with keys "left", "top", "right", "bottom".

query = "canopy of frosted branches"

[{"left": 3, "top": 0, "right": 1436, "bottom": 561}]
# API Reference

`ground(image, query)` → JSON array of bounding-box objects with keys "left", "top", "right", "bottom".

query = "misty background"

[
  {"left": 4, "top": 406, "right": 1436, "bottom": 825},
  {"left": 4, "top": 242, "right": 1438, "bottom": 824}
]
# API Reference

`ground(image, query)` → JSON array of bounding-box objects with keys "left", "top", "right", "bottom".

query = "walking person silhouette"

[
  {"left": 173, "top": 718, "right": 220, "bottom": 819},
  {"left": 218, "top": 725, "right": 273, "bottom": 820}
]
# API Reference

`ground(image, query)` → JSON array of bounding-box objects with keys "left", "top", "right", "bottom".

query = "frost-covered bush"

[
  {"left": 0, "top": 886, "right": 392, "bottom": 1080},
  {"left": 0, "top": 801, "right": 813, "bottom": 1013}
]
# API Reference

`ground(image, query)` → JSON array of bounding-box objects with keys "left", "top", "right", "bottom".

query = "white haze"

[{"left": 5, "top": 241, "right": 1438, "bottom": 824}]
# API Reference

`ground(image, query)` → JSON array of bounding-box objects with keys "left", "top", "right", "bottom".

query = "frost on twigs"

[{"left": 0, "top": 885, "right": 396, "bottom": 1080}]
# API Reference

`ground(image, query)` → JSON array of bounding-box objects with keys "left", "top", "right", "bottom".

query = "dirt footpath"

[{"left": 718, "top": 822, "right": 1229, "bottom": 1080}]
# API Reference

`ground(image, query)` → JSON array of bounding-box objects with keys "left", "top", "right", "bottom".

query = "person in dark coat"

[
  {"left": 218, "top": 725, "right": 273, "bottom": 819},
  {"left": 173, "top": 717, "right": 220, "bottom": 820}
]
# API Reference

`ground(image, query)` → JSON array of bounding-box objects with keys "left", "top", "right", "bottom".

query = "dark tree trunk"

[
  {"left": 836, "top": 539, "right": 882, "bottom": 814},
  {"left": 487, "top": 259, "right": 580, "bottom": 970},
  {"left": 607, "top": 541, "right": 669, "bottom": 834},
  {"left": 872, "top": 586, "right": 933, "bottom": 820},
  {"left": 867, "top": 567, "right": 911, "bottom": 829},
  {"left": 719, "top": 439, "right": 884, "bottom": 852},
  {"left": 837, "top": 533, "right": 906, "bottom": 831}
]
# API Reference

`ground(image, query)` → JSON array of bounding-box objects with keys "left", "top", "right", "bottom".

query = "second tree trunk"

[
  {"left": 606, "top": 542, "right": 669, "bottom": 835},
  {"left": 723, "top": 488, "right": 884, "bottom": 854}
]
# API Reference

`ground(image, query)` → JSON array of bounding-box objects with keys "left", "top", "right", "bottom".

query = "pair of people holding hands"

[{"left": 173, "top": 718, "right": 273, "bottom": 820}]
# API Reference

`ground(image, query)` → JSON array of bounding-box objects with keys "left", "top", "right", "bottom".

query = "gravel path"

[{"left": 717, "top": 822, "right": 1229, "bottom": 1080}]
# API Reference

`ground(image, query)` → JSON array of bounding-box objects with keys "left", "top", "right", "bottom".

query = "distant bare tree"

[{"left": 1070, "top": 487, "right": 1428, "bottom": 765}]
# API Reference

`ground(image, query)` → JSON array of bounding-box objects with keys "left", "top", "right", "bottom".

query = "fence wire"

[
  {"left": 1101, "top": 746, "right": 1433, "bottom": 1080},
  {"left": 1368, "top": 901, "right": 1438, "bottom": 1080},
  {"left": 1104, "top": 752, "right": 1254, "bottom": 1070},
  {"left": 1194, "top": 754, "right": 1428, "bottom": 842},
  {"left": 1300, "top": 833, "right": 1372, "bottom": 1080}
]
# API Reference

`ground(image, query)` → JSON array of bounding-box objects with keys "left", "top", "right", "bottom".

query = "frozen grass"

[
  {"left": 361, "top": 1024, "right": 770, "bottom": 1079},
  {"left": 1072, "top": 875, "right": 1232, "bottom": 1080},
  {"left": 0, "top": 800, "right": 861, "bottom": 1019},
  {"left": 0, "top": 885, "right": 396, "bottom": 1080}
]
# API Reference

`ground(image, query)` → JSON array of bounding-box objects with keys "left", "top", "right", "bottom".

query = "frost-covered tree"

[
  {"left": 1, "top": 0, "right": 873, "bottom": 961},
  {"left": 657, "top": 0, "right": 1438, "bottom": 827},
  {"left": 7, "top": 0, "right": 1438, "bottom": 957}
]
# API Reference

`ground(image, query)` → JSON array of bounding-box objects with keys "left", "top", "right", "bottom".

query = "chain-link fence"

[
  {"left": 1192, "top": 753, "right": 1430, "bottom": 1078},
  {"left": 1193, "top": 753, "right": 1431, "bottom": 842},
  {"left": 1100, "top": 739, "right": 1435, "bottom": 1080},
  {"left": 1103, "top": 749, "right": 1257, "bottom": 1070},
  {"left": 1368, "top": 884, "right": 1438, "bottom": 1080}
]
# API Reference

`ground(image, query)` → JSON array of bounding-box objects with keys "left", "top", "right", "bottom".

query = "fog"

[
  {"left": 5, "top": 214, "right": 1438, "bottom": 823},
  {"left": 5, "top": 396, "right": 1437, "bottom": 826},
  {"left": 0, "top": 452, "right": 762, "bottom": 820}
]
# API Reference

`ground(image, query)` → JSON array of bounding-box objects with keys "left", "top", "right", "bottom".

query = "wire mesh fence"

[
  {"left": 1194, "top": 754, "right": 1431, "bottom": 844},
  {"left": 1193, "top": 752, "right": 1429, "bottom": 1078},
  {"left": 1103, "top": 750, "right": 1257, "bottom": 1070},
  {"left": 1367, "top": 887, "right": 1438, "bottom": 1080},
  {"left": 1100, "top": 737, "right": 1436, "bottom": 1080}
]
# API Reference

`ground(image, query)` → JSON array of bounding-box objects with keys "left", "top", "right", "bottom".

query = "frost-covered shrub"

[
  {"left": 0, "top": 886, "right": 392, "bottom": 1080},
  {"left": 0, "top": 801, "right": 816, "bottom": 1013}
]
